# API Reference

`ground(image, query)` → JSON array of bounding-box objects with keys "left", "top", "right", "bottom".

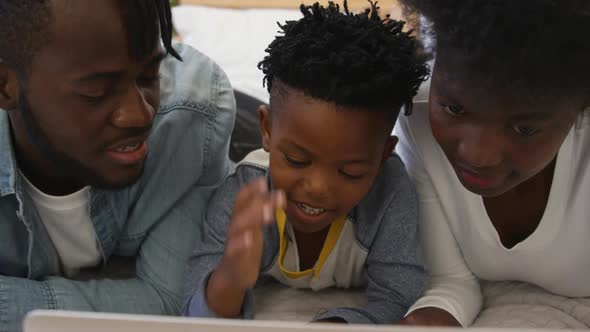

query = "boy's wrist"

[
  {"left": 216, "top": 259, "right": 251, "bottom": 291},
  {"left": 206, "top": 264, "right": 248, "bottom": 318}
]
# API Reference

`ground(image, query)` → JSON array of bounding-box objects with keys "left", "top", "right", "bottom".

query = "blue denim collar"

[{"left": 0, "top": 111, "right": 17, "bottom": 197}]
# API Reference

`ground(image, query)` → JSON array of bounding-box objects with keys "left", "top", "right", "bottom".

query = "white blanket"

[
  {"left": 253, "top": 278, "right": 590, "bottom": 329},
  {"left": 473, "top": 281, "right": 590, "bottom": 329}
]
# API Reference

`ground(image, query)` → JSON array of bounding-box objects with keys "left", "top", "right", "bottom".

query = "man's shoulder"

[
  {"left": 157, "top": 43, "right": 236, "bottom": 119},
  {"left": 125, "top": 43, "right": 236, "bottom": 193},
  {"left": 231, "top": 149, "right": 269, "bottom": 184},
  {"left": 210, "top": 149, "right": 269, "bottom": 200},
  {"left": 146, "top": 43, "right": 235, "bottom": 168},
  {"left": 207, "top": 154, "right": 268, "bottom": 210}
]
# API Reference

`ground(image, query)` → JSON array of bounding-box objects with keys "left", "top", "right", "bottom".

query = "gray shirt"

[{"left": 185, "top": 149, "right": 428, "bottom": 324}]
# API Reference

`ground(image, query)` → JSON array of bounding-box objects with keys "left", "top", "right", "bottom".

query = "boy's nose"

[{"left": 303, "top": 171, "right": 330, "bottom": 201}]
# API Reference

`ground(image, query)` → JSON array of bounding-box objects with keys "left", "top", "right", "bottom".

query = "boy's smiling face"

[{"left": 259, "top": 84, "right": 397, "bottom": 234}]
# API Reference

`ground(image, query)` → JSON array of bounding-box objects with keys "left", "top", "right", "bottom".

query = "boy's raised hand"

[
  {"left": 206, "top": 178, "right": 285, "bottom": 317},
  {"left": 220, "top": 178, "right": 285, "bottom": 288}
]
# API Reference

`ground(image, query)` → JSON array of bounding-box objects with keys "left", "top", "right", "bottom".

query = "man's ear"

[
  {"left": 381, "top": 135, "right": 398, "bottom": 164},
  {"left": 258, "top": 104, "right": 272, "bottom": 152},
  {"left": 0, "top": 64, "right": 19, "bottom": 111}
]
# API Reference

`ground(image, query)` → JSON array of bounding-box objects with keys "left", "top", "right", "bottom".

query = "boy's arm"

[
  {"left": 184, "top": 172, "right": 251, "bottom": 318},
  {"left": 184, "top": 170, "right": 283, "bottom": 319},
  {"left": 313, "top": 171, "right": 429, "bottom": 324}
]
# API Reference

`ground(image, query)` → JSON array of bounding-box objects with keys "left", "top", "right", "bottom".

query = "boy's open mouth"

[{"left": 296, "top": 202, "right": 326, "bottom": 215}]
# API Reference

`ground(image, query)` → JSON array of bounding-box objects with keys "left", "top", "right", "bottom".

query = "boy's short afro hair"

[{"left": 258, "top": 0, "right": 430, "bottom": 115}]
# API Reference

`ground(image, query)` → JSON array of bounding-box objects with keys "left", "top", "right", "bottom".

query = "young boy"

[{"left": 185, "top": 1, "right": 430, "bottom": 324}]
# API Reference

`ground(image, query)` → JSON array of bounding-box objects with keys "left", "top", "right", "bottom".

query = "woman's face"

[{"left": 429, "top": 62, "right": 584, "bottom": 197}]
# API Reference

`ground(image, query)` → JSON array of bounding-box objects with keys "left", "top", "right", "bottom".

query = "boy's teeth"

[
  {"left": 297, "top": 203, "right": 326, "bottom": 215},
  {"left": 116, "top": 142, "right": 140, "bottom": 152}
]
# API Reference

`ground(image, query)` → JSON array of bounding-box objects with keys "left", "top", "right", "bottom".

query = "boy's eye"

[
  {"left": 284, "top": 154, "right": 310, "bottom": 168},
  {"left": 441, "top": 104, "right": 465, "bottom": 116},
  {"left": 339, "top": 170, "right": 366, "bottom": 180},
  {"left": 513, "top": 125, "right": 540, "bottom": 137}
]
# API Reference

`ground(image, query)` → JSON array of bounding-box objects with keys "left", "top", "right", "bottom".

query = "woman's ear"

[
  {"left": 0, "top": 64, "right": 19, "bottom": 111},
  {"left": 258, "top": 104, "right": 272, "bottom": 152}
]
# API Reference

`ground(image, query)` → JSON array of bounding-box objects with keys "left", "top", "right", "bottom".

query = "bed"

[{"left": 170, "top": 1, "right": 590, "bottom": 328}]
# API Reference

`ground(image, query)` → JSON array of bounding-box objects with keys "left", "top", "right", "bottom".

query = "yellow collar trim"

[{"left": 275, "top": 208, "right": 346, "bottom": 279}]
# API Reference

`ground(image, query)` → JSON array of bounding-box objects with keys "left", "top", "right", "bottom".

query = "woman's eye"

[
  {"left": 513, "top": 125, "right": 540, "bottom": 137},
  {"left": 442, "top": 104, "right": 465, "bottom": 116}
]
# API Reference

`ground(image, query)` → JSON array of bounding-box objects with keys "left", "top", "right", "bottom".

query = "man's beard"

[{"left": 18, "top": 92, "right": 138, "bottom": 190}]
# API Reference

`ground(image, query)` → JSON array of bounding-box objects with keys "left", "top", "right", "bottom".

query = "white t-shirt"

[
  {"left": 20, "top": 173, "right": 101, "bottom": 276},
  {"left": 394, "top": 98, "right": 590, "bottom": 326},
  {"left": 265, "top": 209, "right": 367, "bottom": 291}
]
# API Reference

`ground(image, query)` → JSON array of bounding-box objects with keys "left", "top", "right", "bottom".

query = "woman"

[{"left": 395, "top": 0, "right": 590, "bottom": 326}]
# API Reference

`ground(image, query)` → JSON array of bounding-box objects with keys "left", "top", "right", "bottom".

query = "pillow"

[{"left": 172, "top": 5, "right": 302, "bottom": 102}]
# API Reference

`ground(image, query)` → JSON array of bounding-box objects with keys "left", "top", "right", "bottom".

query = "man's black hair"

[
  {"left": 258, "top": 0, "right": 430, "bottom": 117},
  {"left": 0, "top": 0, "right": 180, "bottom": 72},
  {"left": 399, "top": 0, "right": 590, "bottom": 100}
]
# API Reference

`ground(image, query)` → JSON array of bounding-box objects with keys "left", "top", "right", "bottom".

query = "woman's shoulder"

[
  {"left": 566, "top": 109, "right": 590, "bottom": 191},
  {"left": 394, "top": 89, "right": 450, "bottom": 178}
]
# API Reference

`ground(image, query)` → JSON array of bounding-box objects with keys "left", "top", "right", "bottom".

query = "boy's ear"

[
  {"left": 381, "top": 135, "right": 398, "bottom": 164},
  {"left": 0, "top": 64, "right": 20, "bottom": 111},
  {"left": 258, "top": 104, "right": 272, "bottom": 152}
]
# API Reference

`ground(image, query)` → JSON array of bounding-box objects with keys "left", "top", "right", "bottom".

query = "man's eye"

[
  {"left": 513, "top": 125, "right": 540, "bottom": 137},
  {"left": 441, "top": 104, "right": 465, "bottom": 116},
  {"left": 79, "top": 93, "right": 107, "bottom": 104}
]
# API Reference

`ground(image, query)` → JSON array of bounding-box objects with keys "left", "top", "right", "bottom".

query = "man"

[{"left": 0, "top": 1, "right": 235, "bottom": 331}]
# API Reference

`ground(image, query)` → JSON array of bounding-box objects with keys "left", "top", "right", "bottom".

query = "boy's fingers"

[
  {"left": 232, "top": 193, "right": 267, "bottom": 224},
  {"left": 262, "top": 203, "right": 273, "bottom": 224},
  {"left": 243, "top": 231, "right": 253, "bottom": 247},
  {"left": 231, "top": 188, "right": 277, "bottom": 230},
  {"left": 248, "top": 177, "right": 268, "bottom": 193},
  {"left": 235, "top": 178, "right": 268, "bottom": 209},
  {"left": 261, "top": 190, "right": 286, "bottom": 225},
  {"left": 274, "top": 190, "right": 286, "bottom": 209},
  {"left": 232, "top": 187, "right": 286, "bottom": 230}
]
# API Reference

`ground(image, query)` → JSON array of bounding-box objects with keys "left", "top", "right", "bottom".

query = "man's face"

[{"left": 13, "top": 0, "right": 165, "bottom": 190}]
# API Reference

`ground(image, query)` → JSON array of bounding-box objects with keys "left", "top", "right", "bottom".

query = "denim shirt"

[{"left": 0, "top": 43, "right": 235, "bottom": 332}]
